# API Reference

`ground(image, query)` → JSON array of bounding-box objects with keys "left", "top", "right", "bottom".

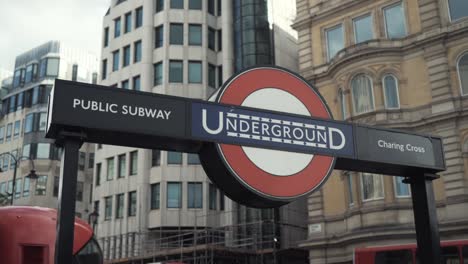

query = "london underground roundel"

[{"left": 199, "top": 66, "right": 336, "bottom": 208}]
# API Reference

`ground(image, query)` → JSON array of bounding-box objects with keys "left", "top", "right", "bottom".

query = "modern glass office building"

[
  {"left": 0, "top": 41, "right": 98, "bottom": 219},
  {"left": 95, "top": 0, "right": 304, "bottom": 263}
]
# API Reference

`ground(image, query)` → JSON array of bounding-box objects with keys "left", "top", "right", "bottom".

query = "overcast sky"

[{"left": 0, "top": 0, "right": 110, "bottom": 71}]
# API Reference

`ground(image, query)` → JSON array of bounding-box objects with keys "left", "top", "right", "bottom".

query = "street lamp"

[
  {"left": 0, "top": 153, "right": 37, "bottom": 205},
  {"left": 88, "top": 203, "right": 99, "bottom": 232}
]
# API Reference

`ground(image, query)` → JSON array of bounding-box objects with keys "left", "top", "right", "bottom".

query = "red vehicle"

[
  {"left": 0, "top": 206, "right": 102, "bottom": 264},
  {"left": 354, "top": 240, "right": 468, "bottom": 263}
]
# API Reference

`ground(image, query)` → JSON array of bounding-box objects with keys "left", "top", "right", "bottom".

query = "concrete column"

[
  {"left": 418, "top": 0, "right": 442, "bottom": 31},
  {"left": 221, "top": 0, "right": 234, "bottom": 78},
  {"left": 141, "top": 0, "right": 155, "bottom": 93}
]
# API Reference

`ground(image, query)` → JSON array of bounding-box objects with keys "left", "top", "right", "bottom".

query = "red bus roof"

[{"left": 0, "top": 206, "right": 94, "bottom": 264}]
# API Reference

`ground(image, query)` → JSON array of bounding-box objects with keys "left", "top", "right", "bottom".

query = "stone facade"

[{"left": 293, "top": 0, "right": 468, "bottom": 263}]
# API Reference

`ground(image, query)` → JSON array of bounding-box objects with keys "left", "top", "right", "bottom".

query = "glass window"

[
  {"left": 167, "top": 151, "right": 182, "bottom": 164},
  {"left": 72, "top": 64, "right": 78, "bottom": 81},
  {"left": 383, "top": 75, "right": 400, "bottom": 108},
  {"left": 152, "top": 150, "right": 161, "bottom": 167},
  {"left": 170, "top": 0, "right": 183, "bottom": 9},
  {"left": 78, "top": 152, "right": 86, "bottom": 170},
  {"left": 6, "top": 124, "right": 12, "bottom": 141},
  {"left": 122, "top": 80, "right": 129, "bottom": 89},
  {"left": 123, "top": 45, "right": 131, "bottom": 67},
  {"left": 217, "top": 0, "right": 221, "bottom": 15},
  {"left": 208, "top": 27, "right": 215, "bottom": 50},
  {"left": 39, "top": 112, "right": 47, "bottom": 131},
  {"left": 13, "top": 120, "right": 20, "bottom": 139},
  {"left": 169, "top": 60, "right": 183, "bottom": 83},
  {"left": 76, "top": 182, "right": 83, "bottom": 201},
  {"left": 0, "top": 126, "right": 4, "bottom": 143},
  {"left": 458, "top": 53, "right": 468, "bottom": 95},
  {"left": 124, "top": 12, "right": 132, "bottom": 33},
  {"left": 167, "top": 182, "right": 181, "bottom": 208},
  {"left": 189, "top": 0, "right": 202, "bottom": 10},
  {"left": 17, "top": 92, "right": 24, "bottom": 111},
  {"left": 9, "top": 95, "right": 16, "bottom": 113},
  {"left": 188, "top": 61, "right": 202, "bottom": 83},
  {"left": 39, "top": 59, "right": 47, "bottom": 78},
  {"left": 25, "top": 114, "right": 33, "bottom": 133},
  {"left": 448, "top": 0, "right": 468, "bottom": 21},
  {"left": 96, "top": 163, "right": 101, "bottom": 186},
  {"left": 88, "top": 153, "right": 94, "bottom": 169},
  {"left": 188, "top": 182, "right": 203, "bottom": 208},
  {"left": 104, "top": 27, "right": 109, "bottom": 47},
  {"left": 3, "top": 156, "right": 9, "bottom": 171},
  {"left": 219, "top": 191, "right": 225, "bottom": 210},
  {"left": 7, "top": 181, "right": 13, "bottom": 195},
  {"left": 128, "top": 191, "right": 137, "bottom": 216},
  {"left": 53, "top": 176, "right": 59, "bottom": 197},
  {"left": 22, "top": 144, "right": 31, "bottom": 159},
  {"left": 188, "top": 153, "right": 200, "bottom": 164},
  {"left": 209, "top": 183, "right": 217, "bottom": 210},
  {"left": 15, "top": 178, "right": 22, "bottom": 199},
  {"left": 0, "top": 182, "right": 5, "bottom": 194},
  {"left": 133, "top": 75, "right": 141, "bottom": 91},
  {"left": 361, "top": 173, "right": 384, "bottom": 201},
  {"left": 135, "top": 7, "right": 143, "bottom": 28},
  {"left": 107, "top": 157, "right": 114, "bottom": 180},
  {"left": 156, "top": 0, "right": 164, "bottom": 12},
  {"left": 384, "top": 3, "right": 407, "bottom": 39},
  {"left": 25, "top": 64, "right": 33, "bottom": 83},
  {"left": 348, "top": 174, "right": 354, "bottom": 205},
  {"left": 155, "top": 25, "right": 164, "bottom": 48},
  {"left": 189, "top": 24, "right": 202, "bottom": 45},
  {"left": 462, "top": 246, "right": 468, "bottom": 263},
  {"left": 170, "top": 23, "right": 184, "bottom": 45},
  {"left": 105, "top": 196, "right": 113, "bottom": 220},
  {"left": 46, "top": 58, "right": 59, "bottom": 77},
  {"left": 339, "top": 89, "right": 347, "bottom": 120},
  {"left": 118, "top": 154, "right": 126, "bottom": 178},
  {"left": 354, "top": 14, "right": 373, "bottom": 44},
  {"left": 375, "top": 250, "right": 412, "bottom": 264},
  {"left": 35, "top": 175, "right": 48, "bottom": 196},
  {"left": 130, "top": 151, "right": 138, "bottom": 175},
  {"left": 442, "top": 246, "right": 460, "bottom": 264},
  {"left": 208, "top": 0, "right": 214, "bottom": 15},
  {"left": 326, "top": 24, "right": 344, "bottom": 61},
  {"left": 154, "top": 62, "right": 163, "bottom": 85},
  {"left": 114, "top": 17, "right": 121, "bottom": 38},
  {"left": 134, "top": 40, "right": 142, "bottom": 63},
  {"left": 23, "top": 177, "right": 30, "bottom": 197},
  {"left": 10, "top": 150, "right": 17, "bottom": 168},
  {"left": 102, "top": 59, "right": 107, "bottom": 80},
  {"left": 37, "top": 143, "right": 50, "bottom": 159},
  {"left": 113, "top": 50, "right": 120, "bottom": 71},
  {"left": 208, "top": 64, "right": 216, "bottom": 87},
  {"left": 351, "top": 74, "right": 374, "bottom": 114},
  {"left": 13, "top": 69, "right": 21, "bottom": 88},
  {"left": 116, "top": 193, "right": 124, "bottom": 218},
  {"left": 151, "top": 183, "right": 160, "bottom": 209},
  {"left": 394, "top": 177, "right": 410, "bottom": 197}
]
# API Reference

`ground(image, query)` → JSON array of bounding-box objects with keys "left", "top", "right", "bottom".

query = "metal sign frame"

[{"left": 47, "top": 67, "right": 445, "bottom": 264}]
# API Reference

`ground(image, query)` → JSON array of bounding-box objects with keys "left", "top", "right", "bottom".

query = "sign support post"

[
  {"left": 54, "top": 132, "right": 84, "bottom": 264},
  {"left": 406, "top": 174, "right": 441, "bottom": 264}
]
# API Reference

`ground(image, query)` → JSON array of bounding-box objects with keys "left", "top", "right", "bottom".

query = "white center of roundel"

[{"left": 241, "top": 88, "right": 314, "bottom": 176}]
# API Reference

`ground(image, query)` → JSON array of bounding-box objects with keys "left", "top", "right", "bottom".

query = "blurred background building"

[
  {"left": 293, "top": 0, "right": 468, "bottom": 263},
  {"left": 94, "top": 0, "right": 307, "bottom": 263},
  {"left": 0, "top": 41, "right": 98, "bottom": 219}
]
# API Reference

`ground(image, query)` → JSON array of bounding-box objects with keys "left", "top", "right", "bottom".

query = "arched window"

[
  {"left": 351, "top": 74, "right": 374, "bottom": 114},
  {"left": 382, "top": 74, "right": 400, "bottom": 109},
  {"left": 448, "top": 0, "right": 468, "bottom": 21},
  {"left": 339, "top": 89, "right": 347, "bottom": 120},
  {"left": 458, "top": 53, "right": 468, "bottom": 95}
]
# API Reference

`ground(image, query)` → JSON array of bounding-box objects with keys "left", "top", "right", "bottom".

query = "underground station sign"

[{"left": 46, "top": 67, "right": 445, "bottom": 208}]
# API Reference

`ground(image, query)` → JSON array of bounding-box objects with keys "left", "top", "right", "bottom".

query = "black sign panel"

[{"left": 46, "top": 79, "right": 446, "bottom": 175}]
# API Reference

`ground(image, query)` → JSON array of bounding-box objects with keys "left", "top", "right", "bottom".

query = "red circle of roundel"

[{"left": 215, "top": 67, "right": 335, "bottom": 200}]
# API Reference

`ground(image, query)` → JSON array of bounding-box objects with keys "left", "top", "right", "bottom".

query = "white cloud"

[{"left": 0, "top": 0, "right": 110, "bottom": 71}]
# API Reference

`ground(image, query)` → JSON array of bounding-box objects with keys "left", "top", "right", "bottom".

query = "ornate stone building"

[{"left": 293, "top": 0, "right": 468, "bottom": 263}]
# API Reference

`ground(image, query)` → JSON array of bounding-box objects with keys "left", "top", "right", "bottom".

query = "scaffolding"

[{"left": 100, "top": 209, "right": 308, "bottom": 264}]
